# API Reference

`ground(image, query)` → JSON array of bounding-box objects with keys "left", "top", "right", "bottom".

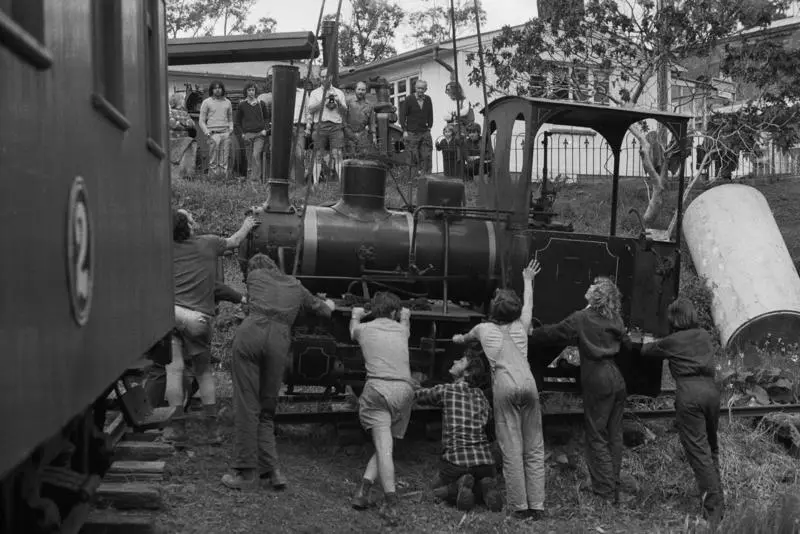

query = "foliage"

[
  {"left": 405, "top": 0, "right": 486, "bottom": 48},
  {"left": 165, "top": 0, "right": 273, "bottom": 38},
  {"left": 329, "top": 0, "right": 405, "bottom": 67},
  {"left": 467, "top": 0, "right": 795, "bottom": 226}
]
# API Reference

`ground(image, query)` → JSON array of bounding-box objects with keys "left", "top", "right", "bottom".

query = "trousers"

[
  {"left": 231, "top": 317, "right": 290, "bottom": 472},
  {"left": 582, "top": 361, "right": 627, "bottom": 500},
  {"left": 676, "top": 377, "right": 724, "bottom": 522}
]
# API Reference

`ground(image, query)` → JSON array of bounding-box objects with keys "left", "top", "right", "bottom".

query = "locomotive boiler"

[{"left": 239, "top": 64, "right": 694, "bottom": 399}]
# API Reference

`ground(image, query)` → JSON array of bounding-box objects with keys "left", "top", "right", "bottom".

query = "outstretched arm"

[
  {"left": 223, "top": 215, "right": 258, "bottom": 250},
  {"left": 453, "top": 324, "right": 480, "bottom": 345},
  {"left": 414, "top": 384, "right": 446, "bottom": 406},
  {"left": 302, "top": 288, "right": 335, "bottom": 318},
  {"left": 520, "top": 259, "right": 541, "bottom": 332}
]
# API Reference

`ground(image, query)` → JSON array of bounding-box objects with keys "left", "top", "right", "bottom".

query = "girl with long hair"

[{"left": 529, "top": 275, "right": 628, "bottom": 504}]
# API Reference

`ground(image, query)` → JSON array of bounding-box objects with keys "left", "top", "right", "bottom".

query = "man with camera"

[{"left": 305, "top": 72, "right": 348, "bottom": 185}]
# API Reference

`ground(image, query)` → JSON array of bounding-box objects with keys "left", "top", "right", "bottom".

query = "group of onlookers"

[{"left": 167, "top": 73, "right": 496, "bottom": 183}]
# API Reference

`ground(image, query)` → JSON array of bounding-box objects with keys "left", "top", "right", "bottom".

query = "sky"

[{"left": 247, "top": 0, "right": 539, "bottom": 52}]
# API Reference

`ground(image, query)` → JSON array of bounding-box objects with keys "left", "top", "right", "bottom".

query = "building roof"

[{"left": 167, "top": 32, "right": 319, "bottom": 66}]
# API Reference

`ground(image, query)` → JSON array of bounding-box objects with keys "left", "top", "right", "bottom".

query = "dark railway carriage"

[{"left": 0, "top": 2, "right": 173, "bottom": 532}]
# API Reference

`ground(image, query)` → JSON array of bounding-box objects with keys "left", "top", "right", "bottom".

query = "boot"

[
  {"left": 221, "top": 469, "right": 258, "bottom": 490},
  {"left": 202, "top": 404, "right": 223, "bottom": 445},
  {"left": 455, "top": 475, "right": 475, "bottom": 512},
  {"left": 351, "top": 478, "right": 374, "bottom": 510},
  {"left": 162, "top": 412, "right": 188, "bottom": 446},
  {"left": 479, "top": 477, "right": 504, "bottom": 512},
  {"left": 260, "top": 468, "right": 287, "bottom": 490},
  {"left": 379, "top": 492, "right": 400, "bottom": 525}
]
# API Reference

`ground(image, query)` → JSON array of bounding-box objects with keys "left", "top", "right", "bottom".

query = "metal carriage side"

[{"left": 0, "top": 1, "right": 173, "bottom": 531}]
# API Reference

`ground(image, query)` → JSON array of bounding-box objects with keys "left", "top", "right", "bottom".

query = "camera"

[{"left": 325, "top": 94, "right": 337, "bottom": 110}]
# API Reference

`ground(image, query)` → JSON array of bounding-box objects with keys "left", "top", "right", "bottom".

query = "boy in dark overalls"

[{"left": 636, "top": 298, "right": 724, "bottom": 523}]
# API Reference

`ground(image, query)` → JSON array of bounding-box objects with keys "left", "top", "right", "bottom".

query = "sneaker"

[
  {"left": 478, "top": 478, "right": 504, "bottom": 512},
  {"left": 221, "top": 471, "right": 258, "bottom": 490},
  {"left": 455, "top": 475, "right": 475, "bottom": 512}
]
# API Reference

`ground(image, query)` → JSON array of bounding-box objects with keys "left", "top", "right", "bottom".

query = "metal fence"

[{"left": 429, "top": 129, "right": 800, "bottom": 182}]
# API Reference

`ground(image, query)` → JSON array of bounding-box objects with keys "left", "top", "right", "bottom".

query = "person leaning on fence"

[
  {"left": 464, "top": 123, "right": 493, "bottom": 180},
  {"left": 528, "top": 275, "right": 629, "bottom": 504},
  {"left": 166, "top": 208, "right": 257, "bottom": 446},
  {"left": 400, "top": 79, "right": 434, "bottom": 175},
  {"left": 221, "top": 253, "right": 335, "bottom": 491},
  {"left": 414, "top": 342, "right": 504, "bottom": 513},
  {"left": 436, "top": 124, "right": 465, "bottom": 179},
  {"left": 236, "top": 81, "right": 270, "bottom": 184},
  {"left": 631, "top": 298, "right": 724, "bottom": 523},
  {"left": 443, "top": 81, "right": 474, "bottom": 138},
  {"left": 349, "top": 293, "right": 415, "bottom": 522},
  {"left": 453, "top": 259, "right": 546, "bottom": 521},
  {"left": 168, "top": 92, "right": 198, "bottom": 180},
  {"left": 199, "top": 81, "right": 233, "bottom": 178}
]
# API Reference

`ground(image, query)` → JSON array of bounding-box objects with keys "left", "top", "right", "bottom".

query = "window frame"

[
  {"left": 143, "top": 0, "right": 167, "bottom": 159},
  {"left": 0, "top": 1, "right": 52, "bottom": 70},
  {"left": 91, "top": 0, "right": 129, "bottom": 131}
]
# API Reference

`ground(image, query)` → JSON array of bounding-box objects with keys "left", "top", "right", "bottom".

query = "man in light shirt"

[
  {"left": 199, "top": 81, "right": 233, "bottom": 178},
  {"left": 305, "top": 72, "right": 348, "bottom": 185}
]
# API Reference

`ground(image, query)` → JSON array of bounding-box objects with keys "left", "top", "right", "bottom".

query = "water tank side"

[{"left": 682, "top": 184, "right": 800, "bottom": 356}]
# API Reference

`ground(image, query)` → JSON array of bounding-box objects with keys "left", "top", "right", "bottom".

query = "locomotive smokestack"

[
  {"left": 333, "top": 160, "right": 388, "bottom": 219},
  {"left": 267, "top": 64, "right": 299, "bottom": 211}
]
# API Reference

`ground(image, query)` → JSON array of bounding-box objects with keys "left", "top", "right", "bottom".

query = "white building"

[{"left": 339, "top": 27, "right": 698, "bottom": 182}]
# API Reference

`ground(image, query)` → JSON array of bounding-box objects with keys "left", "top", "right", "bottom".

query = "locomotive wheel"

[{"left": 0, "top": 396, "right": 112, "bottom": 534}]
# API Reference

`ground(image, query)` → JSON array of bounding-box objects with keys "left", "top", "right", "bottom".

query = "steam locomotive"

[{"left": 239, "top": 65, "right": 692, "bottom": 399}]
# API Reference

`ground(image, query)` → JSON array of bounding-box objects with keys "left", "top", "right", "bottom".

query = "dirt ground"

[
  {"left": 159, "top": 175, "right": 800, "bottom": 533},
  {"left": 154, "top": 398, "right": 712, "bottom": 534}
]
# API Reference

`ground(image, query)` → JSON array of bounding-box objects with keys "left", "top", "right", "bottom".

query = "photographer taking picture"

[{"left": 304, "top": 72, "right": 348, "bottom": 185}]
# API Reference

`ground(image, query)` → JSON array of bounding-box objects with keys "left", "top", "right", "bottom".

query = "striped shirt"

[{"left": 415, "top": 382, "right": 494, "bottom": 467}]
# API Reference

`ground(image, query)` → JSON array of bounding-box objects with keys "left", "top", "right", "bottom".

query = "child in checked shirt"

[{"left": 415, "top": 343, "right": 504, "bottom": 512}]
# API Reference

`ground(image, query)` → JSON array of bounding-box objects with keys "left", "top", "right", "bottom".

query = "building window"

[
  {"left": 388, "top": 75, "right": 419, "bottom": 112},
  {"left": 572, "top": 67, "right": 590, "bottom": 102},
  {"left": 144, "top": 0, "right": 166, "bottom": 158},
  {"left": 91, "top": 0, "right": 129, "bottom": 130},
  {"left": 671, "top": 84, "right": 699, "bottom": 130},
  {"left": 593, "top": 70, "right": 610, "bottom": 104},
  {"left": 0, "top": 0, "right": 52, "bottom": 69},
  {"left": 550, "top": 65, "right": 570, "bottom": 100},
  {"left": 529, "top": 69, "right": 548, "bottom": 97}
]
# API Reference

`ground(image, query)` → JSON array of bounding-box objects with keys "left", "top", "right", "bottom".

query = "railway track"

[
  {"left": 273, "top": 392, "right": 800, "bottom": 424},
  {"left": 77, "top": 413, "right": 173, "bottom": 534}
]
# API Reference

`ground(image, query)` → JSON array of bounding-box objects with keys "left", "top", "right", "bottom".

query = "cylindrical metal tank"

[{"left": 683, "top": 184, "right": 800, "bottom": 360}]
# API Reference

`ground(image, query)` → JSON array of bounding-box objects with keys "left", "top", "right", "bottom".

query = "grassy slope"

[{"left": 164, "top": 174, "right": 800, "bottom": 533}]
